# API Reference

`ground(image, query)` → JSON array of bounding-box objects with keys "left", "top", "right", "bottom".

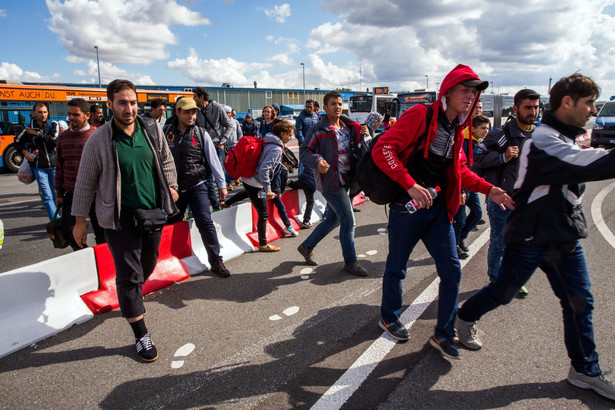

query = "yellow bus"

[{"left": 0, "top": 83, "right": 185, "bottom": 172}]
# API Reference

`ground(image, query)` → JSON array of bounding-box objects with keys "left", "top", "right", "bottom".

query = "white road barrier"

[
  {"left": 181, "top": 202, "right": 255, "bottom": 275},
  {"left": 0, "top": 248, "right": 99, "bottom": 359}
]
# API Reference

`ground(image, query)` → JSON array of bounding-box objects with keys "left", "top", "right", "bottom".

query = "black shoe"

[
  {"left": 458, "top": 240, "right": 469, "bottom": 253},
  {"left": 135, "top": 333, "right": 158, "bottom": 362},
  {"left": 211, "top": 260, "right": 230, "bottom": 278},
  {"left": 429, "top": 336, "right": 461, "bottom": 359},
  {"left": 379, "top": 319, "right": 409, "bottom": 341},
  {"left": 457, "top": 246, "right": 469, "bottom": 259},
  {"left": 343, "top": 262, "right": 368, "bottom": 276},
  {"left": 476, "top": 219, "right": 486, "bottom": 225},
  {"left": 297, "top": 244, "right": 318, "bottom": 266}
]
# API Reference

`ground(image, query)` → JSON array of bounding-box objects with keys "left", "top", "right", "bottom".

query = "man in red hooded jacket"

[{"left": 372, "top": 64, "right": 514, "bottom": 359}]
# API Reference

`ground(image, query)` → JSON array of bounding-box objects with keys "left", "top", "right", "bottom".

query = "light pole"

[
  {"left": 94, "top": 45, "right": 101, "bottom": 88},
  {"left": 425, "top": 74, "right": 429, "bottom": 90},
  {"left": 300, "top": 62, "right": 306, "bottom": 102}
]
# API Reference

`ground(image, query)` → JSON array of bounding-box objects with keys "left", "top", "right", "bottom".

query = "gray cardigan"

[{"left": 71, "top": 116, "right": 179, "bottom": 230}]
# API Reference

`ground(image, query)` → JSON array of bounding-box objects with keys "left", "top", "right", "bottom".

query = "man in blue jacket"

[
  {"left": 297, "top": 91, "right": 367, "bottom": 277},
  {"left": 456, "top": 74, "right": 615, "bottom": 401},
  {"left": 295, "top": 99, "right": 318, "bottom": 146}
]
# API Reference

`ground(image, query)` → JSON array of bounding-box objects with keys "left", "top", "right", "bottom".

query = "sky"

[{"left": 1, "top": 0, "right": 614, "bottom": 100}]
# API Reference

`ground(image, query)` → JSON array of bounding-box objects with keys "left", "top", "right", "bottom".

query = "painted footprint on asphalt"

[
  {"left": 359, "top": 250, "right": 377, "bottom": 258},
  {"left": 300, "top": 267, "right": 313, "bottom": 280},
  {"left": 269, "top": 306, "right": 300, "bottom": 321},
  {"left": 378, "top": 228, "right": 387, "bottom": 235},
  {"left": 171, "top": 343, "right": 195, "bottom": 369}
]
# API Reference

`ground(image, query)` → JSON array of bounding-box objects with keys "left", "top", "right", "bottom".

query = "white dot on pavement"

[
  {"left": 283, "top": 306, "right": 300, "bottom": 316},
  {"left": 366, "top": 250, "right": 377, "bottom": 256},
  {"left": 358, "top": 254, "right": 366, "bottom": 258},
  {"left": 174, "top": 343, "right": 195, "bottom": 357},
  {"left": 269, "top": 315, "right": 282, "bottom": 321},
  {"left": 301, "top": 275, "right": 310, "bottom": 280},
  {"left": 171, "top": 360, "right": 185, "bottom": 369},
  {"left": 300, "top": 268, "right": 313, "bottom": 274},
  {"left": 378, "top": 228, "right": 386, "bottom": 235}
]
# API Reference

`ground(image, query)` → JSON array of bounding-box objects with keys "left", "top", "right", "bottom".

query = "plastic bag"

[{"left": 17, "top": 160, "right": 35, "bottom": 184}]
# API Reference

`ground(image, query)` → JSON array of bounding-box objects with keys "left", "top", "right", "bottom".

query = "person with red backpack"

[{"left": 240, "top": 119, "right": 295, "bottom": 251}]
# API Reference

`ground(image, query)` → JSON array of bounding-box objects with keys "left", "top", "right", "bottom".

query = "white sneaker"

[
  {"left": 455, "top": 314, "right": 482, "bottom": 350},
  {"left": 567, "top": 366, "right": 615, "bottom": 400}
]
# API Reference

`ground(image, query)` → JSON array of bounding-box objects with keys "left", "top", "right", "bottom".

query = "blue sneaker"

[
  {"left": 379, "top": 319, "right": 409, "bottom": 341},
  {"left": 429, "top": 336, "right": 461, "bottom": 360}
]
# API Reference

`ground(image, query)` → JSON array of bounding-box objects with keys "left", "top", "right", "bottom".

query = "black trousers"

[
  {"left": 244, "top": 182, "right": 269, "bottom": 246},
  {"left": 104, "top": 211, "right": 162, "bottom": 319}
]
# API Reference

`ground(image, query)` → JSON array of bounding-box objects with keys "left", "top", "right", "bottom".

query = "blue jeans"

[
  {"left": 216, "top": 146, "right": 231, "bottom": 185},
  {"left": 486, "top": 197, "right": 510, "bottom": 282},
  {"left": 301, "top": 186, "right": 356, "bottom": 265},
  {"left": 381, "top": 199, "right": 461, "bottom": 341},
  {"left": 461, "top": 191, "right": 482, "bottom": 240},
  {"left": 33, "top": 167, "right": 57, "bottom": 221},
  {"left": 458, "top": 242, "right": 600, "bottom": 376},
  {"left": 169, "top": 183, "right": 222, "bottom": 264},
  {"left": 206, "top": 174, "right": 220, "bottom": 209}
]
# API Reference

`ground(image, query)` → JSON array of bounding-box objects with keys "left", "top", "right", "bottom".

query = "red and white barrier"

[
  {"left": 181, "top": 202, "right": 255, "bottom": 275},
  {"left": 0, "top": 248, "right": 99, "bottom": 359}
]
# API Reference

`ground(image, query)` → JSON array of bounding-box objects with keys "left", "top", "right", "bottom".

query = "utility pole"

[{"left": 94, "top": 45, "right": 101, "bottom": 88}]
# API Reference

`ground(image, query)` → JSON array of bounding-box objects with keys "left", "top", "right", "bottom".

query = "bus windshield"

[
  {"left": 349, "top": 95, "right": 373, "bottom": 113},
  {"left": 397, "top": 92, "right": 436, "bottom": 117}
]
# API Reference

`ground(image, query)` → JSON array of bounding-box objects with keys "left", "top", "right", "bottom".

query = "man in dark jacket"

[
  {"left": 165, "top": 97, "right": 230, "bottom": 278},
  {"left": 457, "top": 74, "right": 615, "bottom": 401},
  {"left": 15, "top": 102, "right": 59, "bottom": 221},
  {"left": 297, "top": 91, "right": 368, "bottom": 277},
  {"left": 295, "top": 99, "right": 318, "bottom": 145},
  {"left": 193, "top": 87, "right": 232, "bottom": 210},
  {"left": 473, "top": 88, "right": 540, "bottom": 296}
]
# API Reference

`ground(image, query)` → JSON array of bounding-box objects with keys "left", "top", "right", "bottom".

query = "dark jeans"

[
  {"left": 244, "top": 182, "right": 269, "bottom": 246},
  {"left": 216, "top": 146, "right": 231, "bottom": 185},
  {"left": 295, "top": 180, "right": 315, "bottom": 223},
  {"left": 61, "top": 191, "right": 105, "bottom": 251},
  {"left": 454, "top": 191, "right": 482, "bottom": 244},
  {"left": 169, "top": 182, "right": 222, "bottom": 264},
  {"left": 272, "top": 195, "right": 291, "bottom": 228},
  {"left": 206, "top": 174, "right": 220, "bottom": 210},
  {"left": 381, "top": 198, "right": 461, "bottom": 341},
  {"left": 224, "top": 190, "right": 248, "bottom": 207},
  {"left": 458, "top": 242, "right": 600, "bottom": 376},
  {"left": 486, "top": 197, "right": 511, "bottom": 282},
  {"left": 105, "top": 211, "right": 162, "bottom": 319}
]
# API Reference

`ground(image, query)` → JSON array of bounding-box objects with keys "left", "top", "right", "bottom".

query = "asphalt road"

[{"left": 1, "top": 171, "right": 615, "bottom": 408}]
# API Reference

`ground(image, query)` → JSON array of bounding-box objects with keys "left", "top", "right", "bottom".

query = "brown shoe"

[
  {"left": 259, "top": 243, "right": 280, "bottom": 252},
  {"left": 228, "top": 184, "right": 234, "bottom": 191},
  {"left": 235, "top": 179, "right": 241, "bottom": 187}
]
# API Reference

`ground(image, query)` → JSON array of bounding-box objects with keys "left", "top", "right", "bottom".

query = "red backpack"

[{"left": 224, "top": 136, "right": 272, "bottom": 179}]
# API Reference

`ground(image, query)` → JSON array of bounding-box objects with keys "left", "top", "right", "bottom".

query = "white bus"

[{"left": 348, "top": 93, "right": 398, "bottom": 125}]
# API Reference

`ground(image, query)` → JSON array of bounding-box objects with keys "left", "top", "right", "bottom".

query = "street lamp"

[
  {"left": 94, "top": 45, "right": 101, "bottom": 88},
  {"left": 425, "top": 74, "right": 429, "bottom": 90},
  {"left": 300, "top": 63, "right": 306, "bottom": 102}
]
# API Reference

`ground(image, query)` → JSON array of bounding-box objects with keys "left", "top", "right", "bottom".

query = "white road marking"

[
  {"left": 171, "top": 343, "right": 196, "bottom": 369},
  {"left": 301, "top": 268, "right": 313, "bottom": 274},
  {"left": 269, "top": 315, "right": 283, "bottom": 321},
  {"left": 366, "top": 250, "right": 377, "bottom": 256},
  {"left": 591, "top": 181, "right": 615, "bottom": 250},
  {"left": 311, "top": 228, "right": 491, "bottom": 410},
  {"left": 283, "top": 306, "right": 300, "bottom": 316},
  {"left": 377, "top": 228, "right": 386, "bottom": 235},
  {"left": 357, "top": 254, "right": 366, "bottom": 258}
]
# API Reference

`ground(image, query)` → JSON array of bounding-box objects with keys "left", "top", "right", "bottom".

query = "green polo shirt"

[{"left": 113, "top": 120, "right": 159, "bottom": 210}]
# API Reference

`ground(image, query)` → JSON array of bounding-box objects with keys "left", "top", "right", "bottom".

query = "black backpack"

[{"left": 356, "top": 105, "right": 433, "bottom": 205}]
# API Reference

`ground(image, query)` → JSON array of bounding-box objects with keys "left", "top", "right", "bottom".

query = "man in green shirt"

[{"left": 73, "top": 79, "right": 179, "bottom": 362}]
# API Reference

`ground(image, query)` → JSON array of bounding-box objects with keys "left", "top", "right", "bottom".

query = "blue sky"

[{"left": 1, "top": 0, "right": 615, "bottom": 99}]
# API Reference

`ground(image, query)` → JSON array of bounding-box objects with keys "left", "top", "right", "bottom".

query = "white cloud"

[
  {"left": 45, "top": 0, "right": 211, "bottom": 65},
  {"left": 167, "top": 48, "right": 271, "bottom": 86},
  {"left": 73, "top": 60, "right": 155, "bottom": 85},
  {"left": 264, "top": 3, "right": 291, "bottom": 23},
  {"left": 269, "top": 53, "right": 294, "bottom": 66},
  {"left": 0, "top": 62, "right": 61, "bottom": 82},
  {"left": 0, "top": 9, "right": 7, "bottom": 18},
  {"left": 309, "top": 0, "right": 615, "bottom": 95}
]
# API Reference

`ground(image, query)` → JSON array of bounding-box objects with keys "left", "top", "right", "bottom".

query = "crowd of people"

[{"left": 12, "top": 67, "right": 615, "bottom": 401}]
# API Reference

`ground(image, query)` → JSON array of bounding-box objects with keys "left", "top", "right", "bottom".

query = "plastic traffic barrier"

[
  {"left": 0, "top": 248, "right": 99, "bottom": 359},
  {"left": 80, "top": 222, "right": 192, "bottom": 314},
  {"left": 181, "top": 202, "right": 255, "bottom": 275},
  {"left": 246, "top": 190, "right": 301, "bottom": 247}
]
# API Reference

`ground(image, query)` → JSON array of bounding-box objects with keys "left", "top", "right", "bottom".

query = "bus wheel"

[{"left": 3, "top": 145, "right": 22, "bottom": 173}]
